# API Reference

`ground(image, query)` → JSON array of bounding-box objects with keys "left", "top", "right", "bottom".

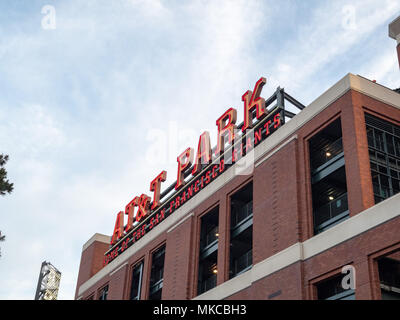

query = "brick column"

[
  {"left": 74, "top": 233, "right": 110, "bottom": 299},
  {"left": 341, "top": 91, "right": 374, "bottom": 217},
  {"left": 252, "top": 138, "right": 300, "bottom": 263},
  {"left": 353, "top": 257, "right": 374, "bottom": 300},
  {"left": 162, "top": 214, "right": 194, "bottom": 299},
  {"left": 217, "top": 191, "right": 229, "bottom": 285},
  {"left": 108, "top": 263, "right": 129, "bottom": 299},
  {"left": 140, "top": 251, "right": 151, "bottom": 300}
]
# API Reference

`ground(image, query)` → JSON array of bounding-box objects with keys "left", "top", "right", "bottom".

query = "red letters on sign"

[
  {"left": 175, "top": 147, "right": 194, "bottom": 190},
  {"left": 192, "top": 131, "right": 212, "bottom": 175},
  {"left": 111, "top": 211, "right": 124, "bottom": 245},
  {"left": 215, "top": 108, "right": 237, "bottom": 155},
  {"left": 135, "top": 194, "right": 151, "bottom": 222},
  {"left": 242, "top": 77, "right": 267, "bottom": 132},
  {"left": 150, "top": 170, "right": 167, "bottom": 210},
  {"left": 125, "top": 197, "right": 138, "bottom": 233}
]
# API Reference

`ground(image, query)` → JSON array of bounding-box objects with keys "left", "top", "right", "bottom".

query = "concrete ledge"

[
  {"left": 349, "top": 74, "right": 400, "bottom": 109},
  {"left": 82, "top": 233, "right": 110, "bottom": 252}
]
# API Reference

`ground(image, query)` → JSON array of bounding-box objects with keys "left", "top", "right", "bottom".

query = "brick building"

[{"left": 75, "top": 19, "right": 400, "bottom": 301}]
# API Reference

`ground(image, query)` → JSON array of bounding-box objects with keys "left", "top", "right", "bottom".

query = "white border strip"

[{"left": 82, "top": 233, "right": 110, "bottom": 251}]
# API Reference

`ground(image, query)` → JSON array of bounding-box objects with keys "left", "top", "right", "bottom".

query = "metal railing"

[
  {"left": 149, "top": 278, "right": 163, "bottom": 295},
  {"left": 150, "top": 268, "right": 164, "bottom": 287},
  {"left": 200, "top": 226, "right": 219, "bottom": 250},
  {"left": 372, "top": 181, "right": 400, "bottom": 203},
  {"left": 232, "top": 249, "right": 252, "bottom": 276},
  {"left": 311, "top": 137, "right": 343, "bottom": 171},
  {"left": 373, "top": 183, "right": 391, "bottom": 202},
  {"left": 314, "top": 193, "right": 349, "bottom": 232},
  {"left": 231, "top": 201, "right": 253, "bottom": 228},
  {"left": 198, "top": 274, "right": 217, "bottom": 294}
]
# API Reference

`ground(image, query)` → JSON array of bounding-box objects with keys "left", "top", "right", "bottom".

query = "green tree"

[
  {"left": 0, "top": 154, "right": 13, "bottom": 195},
  {"left": 0, "top": 154, "right": 13, "bottom": 258}
]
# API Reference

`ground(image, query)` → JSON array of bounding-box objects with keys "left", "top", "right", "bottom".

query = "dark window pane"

[
  {"left": 98, "top": 285, "right": 108, "bottom": 300},
  {"left": 365, "top": 114, "right": 400, "bottom": 203},
  {"left": 198, "top": 207, "right": 219, "bottom": 295},
  {"left": 394, "top": 137, "right": 400, "bottom": 157},
  {"left": 375, "top": 130, "right": 385, "bottom": 151},
  {"left": 311, "top": 166, "right": 349, "bottom": 234},
  {"left": 230, "top": 182, "right": 253, "bottom": 279},
  {"left": 317, "top": 274, "right": 355, "bottom": 300},
  {"left": 378, "top": 254, "right": 400, "bottom": 300},
  {"left": 149, "top": 245, "right": 165, "bottom": 300},
  {"left": 377, "top": 152, "right": 386, "bottom": 164},
  {"left": 378, "top": 165, "right": 388, "bottom": 174},
  {"left": 130, "top": 262, "right": 143, "bottom": 300},
  {"left": 309, "top": 119, "right": 343, "bottom": 170}
]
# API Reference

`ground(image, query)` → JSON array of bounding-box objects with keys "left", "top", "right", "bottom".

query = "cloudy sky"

[{"left": 0, "top": 0, "right": 399, "bottom": 300}]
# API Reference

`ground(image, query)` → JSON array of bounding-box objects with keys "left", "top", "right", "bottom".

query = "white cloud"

[
  {"left": 0, "top": 104, "right": 68, "bottom": 157},
  {"left": 265, "top": 0, "right": 400, "bottom": 102},
  {"left": 360, "top": 47, "right": 399, "bottom": 87}
]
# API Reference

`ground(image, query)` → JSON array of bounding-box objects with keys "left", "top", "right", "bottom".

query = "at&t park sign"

[{"left": 104, "top": 77, "right": 304, "bottom": 265}]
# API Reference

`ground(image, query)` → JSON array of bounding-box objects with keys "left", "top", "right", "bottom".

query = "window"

[
  {"left": 377, "top": 249, "right": 400, "bottom": 300},
  {"left": 309, "top": 118, "right": 349, "bottom": 234},
  {"left": 130, "top": 261, "right": 144, "bottom": 300},
  {"left": 198, "top": 206, "right": 219, "bottom": 295},
  {"left": 365, "top": 114, "right": 400, "bottom": 204},
  {"left": 229, "top": 182, "right": 253, "bottom": 279},
  {"left": 316, "top": 274, "right": 355, "bottom": 300},
  {"left": 149, "top": 245, "right": 165, "bottom": 300},
  {"left": 309, "top": 118, "right": 343, "bottom": 172},
  {"left": 311, "top": 167, "right": 349, "bottom": 234},
  {"left": 98, "top": 285, "right": 108, "bottom": 300}
]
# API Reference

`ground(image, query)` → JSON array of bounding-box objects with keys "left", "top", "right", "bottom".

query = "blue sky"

[{"left": 0, "top": 0, "right": 399, "bottom": 300}]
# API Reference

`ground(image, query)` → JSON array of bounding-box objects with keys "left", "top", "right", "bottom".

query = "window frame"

[
  {"left": 365, "top": 113, "right": 400, "bottom": 204},
  {"left": 129, "top": 259, "right": 144, "bottom": 300}
]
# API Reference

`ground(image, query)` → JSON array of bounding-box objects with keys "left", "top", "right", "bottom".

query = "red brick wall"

[
  {"left": 227, "top": 262, "right": 304, "bottom": 300},
  {"left": 74, "top": 240, "right": 109, "bottom": 299},
  {"left": 162, "top": 214, "right": 195, "bottom": 299},
  {"left": 108, "top": 264, "right": 128, "bottom": 300},
  {"left": 253, "top": 138, "right": 300, "bottom": 263}
]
